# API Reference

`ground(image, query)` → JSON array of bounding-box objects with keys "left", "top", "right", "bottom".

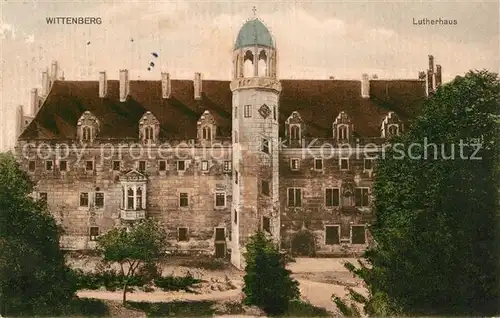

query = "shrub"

[
  {"left": 153, "top": 273, "right": 201, "bottom": 291},
  {"left": 291, "top": 230, "right": 316, "bottom": 256},
  {"left": 179, "top": 257, "right": 229, "bottom": 270}
]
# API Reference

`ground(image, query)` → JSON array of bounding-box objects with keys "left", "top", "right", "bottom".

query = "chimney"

[
  {"left": 426, "top": 70, "right": 434, "bottom": 95},
  {"left": 16, "top": 105, "right": 24, "bottom": 139},
  {"left": 161, "top": 72, "right": 171, "bottom": 99},
  {"left": 194, "top": 72, "right": 202, "bottom": 100},
  {"left": 41, "top": 69, "right": 49, "bottom": 96},
  {"left": 428, "top": 55, "right": 434, "bottom": 73},
  {"left": 119, "top": 69, "right": 129, "bottom": 102},
  {"left": 30, "top": 88, "right": 39, "bottom": 115},
  {"left": 435, "top": 65, "right": 442, "bottom": 88},
  {"left": 99, "top": 71, "right": 107, "bottom": 98},
  {"left": 60, "top": 71, "right": 65, "bottom": 81},
  {"left": 418, "top": 71, "right": 426, "bottom": 80},
  {"left": 50, "top": 61, "right": 58, "bottom": 81},
  {"left": 361, "top": 73, "right": 370, "bottom": 98}
]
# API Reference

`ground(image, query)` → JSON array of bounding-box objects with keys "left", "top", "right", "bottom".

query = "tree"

[
  {"left": 242, "top": 231, "right": 300, "bottom": 315},
  {"left": 334, "top": 70, "right": 500, "bottom": 316},
  {"left": 96, "top": 218, "right": 167, "bottom": 304},
  {"left": 0, "top": 152, "right": 77, "bottom": 315}
]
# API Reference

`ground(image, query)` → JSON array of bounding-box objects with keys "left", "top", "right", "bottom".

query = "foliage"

[
  {"left": 96, "top": 218, "right": 167, "bottom": 304},
  {"left": 290, "top": 229, "right": 316, "bottom": 256},
  {"left": 0, "top": 152, "right": 77, "bottom": 315},
  {"left": 179, "top": 257, "right": 230, "bottom": 270},
  {"left": 128, "top": 300, "right": 216, "bottom": 317},
  {"left": 334, "top": 70, "right": 500, "bottom": 316},
  {"left": 242, "top": 231, "right": 300, "bottom": 315},
  {"left": 72, "top": 268, "right": 144, "bottom": 291},
  {"left": 154, "top": 273, "right": 201, "bottom": 291}
]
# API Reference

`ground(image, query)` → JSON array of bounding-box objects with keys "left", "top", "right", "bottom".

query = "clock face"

[{"left": 259, "top": 104, "right": 271, "bottom": 119}]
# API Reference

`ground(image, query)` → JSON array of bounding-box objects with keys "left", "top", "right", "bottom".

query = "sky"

[{"left": 1, "top": 0, "right": 499, "bottom": 151}]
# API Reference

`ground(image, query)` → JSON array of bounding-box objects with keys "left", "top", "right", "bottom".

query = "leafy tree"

[
  {"left": 334, "top": 70, "right": 500, "bottom": 316},
  {"left": 0, "top": 152, "right": 76, "bottom": 315},
  {"left": 242, "top": 231, "right": 300, "bottom": 315},
  {"left": 96, "top": 218, "right": 167, "bottom": 304}
]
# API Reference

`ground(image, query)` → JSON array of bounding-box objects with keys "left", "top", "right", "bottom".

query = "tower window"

[
  {"left": 234, "top": 210, "right": 237, "bottom": 224},
  {"left": 261, "top": 138, "right": 269, "bottom": 154},
  {"left": 234, "top": 106, "right": 238, "bottom": 119},
  {"left": 215, "top": 228, "right": 225, "bottom": 241},
  {"left": 261, "top": 180, "right": 270, "bottom": 196},
  {"left": 273, "top": 106, "right": 277, "bottom": 120},
  {"left": 215, "top": 192, "right": 226, "bottom": 207},
  {"left": 244, "top": 105, "right": 252, "bottom": 118},
  {"left": 235, "top": 171, "right": 238, "bottom": 184},
  {"left": 262, "top": 216, "right": 271, "bottom": 233}
]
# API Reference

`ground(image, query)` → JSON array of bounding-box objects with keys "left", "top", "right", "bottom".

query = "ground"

[{"left": 69, "top": 255, "right": 367, "bottom": 316}]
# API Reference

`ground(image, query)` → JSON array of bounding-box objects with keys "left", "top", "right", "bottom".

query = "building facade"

[{"left": 15, "top": 18, "right": 442, "bottom": 269}]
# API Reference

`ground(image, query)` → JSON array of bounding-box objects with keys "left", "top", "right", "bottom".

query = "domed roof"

[{"left": 234, "top": 18, "right": 274, "bottom": 50}]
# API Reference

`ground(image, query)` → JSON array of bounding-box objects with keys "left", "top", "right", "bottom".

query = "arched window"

[
  {"left": 136, "top": 187, "right": 143, "bottom": 210},
  {"left": 258, "top": 50, "right": 267, "bottom": 77},
  {"left": 243, "top": 50, "right": 254, "bottom": 77},
  {"left": 338, "top": 125, "right": 348, "bottom": 140},
  {"left": 388, "top": 125, "right": 399, "bottom": 136},
  {"left": 290, "top": 125, "right": 301, "bottom": 140}
]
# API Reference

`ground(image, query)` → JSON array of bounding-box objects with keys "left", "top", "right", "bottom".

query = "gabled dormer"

[
  {"left": 285, "top": 111, "right": 304, "bottom": 144},
  {"left": 381, "top": 112, "right": 402, "bottom": 138},
  {"left": 197, "top": 110, "right": 216, "bottom": 143},
  {"left": 333, "top": 111, "right": 353, "bottom": 142},
  {"left": 77, "top": 111, "right": 99, "bottom": 143},
  {"left": 139, "top": 111, "right": 160, "bottom": 143}
]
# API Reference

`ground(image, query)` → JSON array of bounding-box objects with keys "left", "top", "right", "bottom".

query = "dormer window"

[
  {"left": 388, "top": 125, "right": 399, "bottom": 136},
  {"left": 77, "top": 111, "right": 99, "bottom": 143},
  {"left": 197, "top": 110, "right": 216, "bottom": 142},
  {"left": 381, "top": 112, "right": 403, "bottom": 138},
  {"left": 139, "top": 111, "right": 160, "bottom": 143},
  {"left": 338, "top": 125, "right": 348, "bottom": 140},
  {"left": 202, "top": 126, "right": 212, "bottom": 141},
  {"left": 290, "top": 125, "right": 301, "bottom": 140}
]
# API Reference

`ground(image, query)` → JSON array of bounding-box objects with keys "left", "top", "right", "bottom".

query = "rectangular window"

[
  {"left": 325, "top": 188, "right": 340, "bottom": 207},
  {"left": 158, "top": 160, "right": 167, "bottom": 171},
  {"left": 80, "top": 192, "right": 89, "bottom": 207},
  {"left": 261, "top": 138, "right": 269, "bottom": 154},
  {"left": 244, "top": 105, "right": 252, "bottom": 118},
  {"left": 178, "top": 227, "right": 188, "bottom": 241},
  {"left": 201, "top": 160, "right": 209, "bottom": 171},
  {"left": 45, "top": 160, "right": 53, "bottom": 171},
  {"left": 325, "top": 226, "right": 340, "bottom": 245},
  {"left": 113, "top": 161, "right": 121, "bottom": 171},
  {"left": 290, "top": 158, "right": 300, "bottom": 171},
  {"left": 354, "top": 188, "right": 369, "bottom": 207},
  {"left": 261, "top": 180, "right": 270, "bottom": 196},
  {"left": 273, "top": 106, "right": 277, "bottom": 120},
  {"left": 314, "top": 158, "right": 323, "bottom": 170},
  {"left": 39, "top": 192, "right": 47, "bottom": 202},
  {"left": 215, "top": 228, "right": 225, "bottom": 241},
  {"left": 364, "top": 158, "right": 373, "bottom": 171},
  {"left": 138, "top": 161, "right": 146, "bottom": 172},
  {"left": 234, "top": 106, "right": 238, "bottom": 119},
  {"left": 177, "top": 160, "right": 186, "bottom": 171},
  {"left": 262, "top": 216, "right": 271, "bottom": 233},
  {"left": 235, "top": 171, "right": 238, "bottom": 184},
  {"left": 89, "top": 227, "right": 99, "bottom": 241},
  {"left": 215, "top": 192, "right": 226, "bottom": 207},
  {"left": 28, "top": 160, "right": 36, "bottom": 172},
  {"left": 95, "top": 192, "right": 104, "bottom": 208},
  {"left": 223, "top": 161, "right": 231, "bottom": 172},
  {"left": 179, "top": 193, "right": 189, "bottom": 207},
  {"left": 351, "top": 225, "right": 366, "bottom": 244},
  {"left": 59, "top": 160, "right": 67, "bottom": 171},
  {"left": 339, "top": 158, "right": 349, "bottom": 171},
  {"left": 234, "top": 133, "right": 238, "bottom": 143},
  {"left": 86, "top": 160, "right": 94, "bottom": 171},
  {"left": 234, "top": 210, "right": 237, "bottom": 224},
  {"left": 287, "top": 188, "right": 302, "bottom": 207}
]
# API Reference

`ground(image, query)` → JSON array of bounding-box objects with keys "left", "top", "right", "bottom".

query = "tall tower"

[{"left": 230, "top": 17, "right": 281, "bottom": 269}]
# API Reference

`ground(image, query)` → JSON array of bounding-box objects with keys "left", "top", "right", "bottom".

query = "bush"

[
  {"left": 72, "top": 268, "right": 145, "bottom": 291},
  {"left": 179, "top": 257, "right": 229, "bottom": 270},
  {"left": 291, "top": 230, "right": 316, "bottom": 256},
  {"left": 153, "top": 273, "right": 201, "bottom": 291}
]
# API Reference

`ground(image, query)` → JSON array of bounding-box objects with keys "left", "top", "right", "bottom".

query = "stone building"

[{"left": 14, "top": 18, "right": 443, "bottom": 269}]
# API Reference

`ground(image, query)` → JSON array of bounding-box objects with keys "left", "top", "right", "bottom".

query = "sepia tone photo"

[{"left": 0, "top": 1, "right": 498, "bottom": 316}]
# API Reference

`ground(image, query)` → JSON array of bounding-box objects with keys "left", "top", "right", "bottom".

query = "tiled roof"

[{"left": 19, "top": 78, "right": 426, "bottom": 140}]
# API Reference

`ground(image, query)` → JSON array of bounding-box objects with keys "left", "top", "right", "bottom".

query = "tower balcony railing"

[{"left": 120, "top": 209, "right": 146, "bottom": 221}]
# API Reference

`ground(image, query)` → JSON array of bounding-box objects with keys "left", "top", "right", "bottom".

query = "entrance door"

[{"left": 214, "top": 228, "right": 226, "bottom": 258}]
